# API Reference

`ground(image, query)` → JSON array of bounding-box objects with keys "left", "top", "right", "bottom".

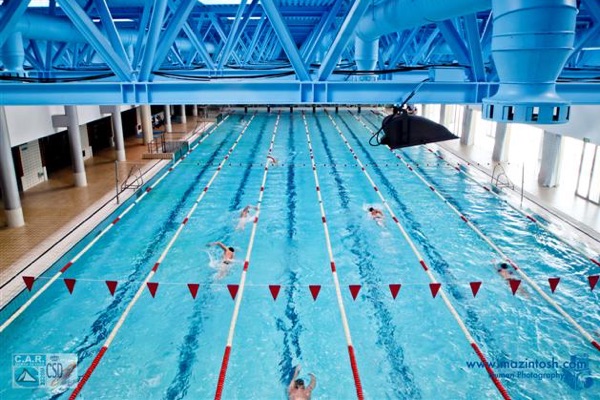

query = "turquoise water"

[{"left": 1, "top": 110, "right": 599, "bottom": 399}]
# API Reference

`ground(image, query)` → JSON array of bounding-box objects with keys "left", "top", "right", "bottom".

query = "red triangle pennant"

[
  {"left": 429, "top": 283, "right": 441, "bottom": 298},
  {"left": 105, "top": 280, "right": 118, "bottom": 296},
  {"left": 509, "top": 279, "right": 521, "bottom": 295},
  {"left": 227, "top": 284, "right": 239, "bottom": 300},
  {"left": 23, "top": 276, "right": 35, "bottom": 291},
  {"left": 389, "top": 284, "right": 401, "bottom": 299},
  {"left": 548, "top": 277, "right": 560, "bottom": 293},
  {"left": 589, "top": 275, "right": 599, "bottom": 291},
  {"left": 64, "top": 278, "right": 76, "bottom": 294},
  {"left": 309, "top": 285, "right": 321, "bottom": 300},
  {"left": 470, "top": 282, "right": 482, "bottom": 297},
  {"left": 269, "top": 285, "right": 281, "bottom": 300},
  {"left": 349, "top": 285, "right": 361, "bottom": 300},
  {"left": 188, "top": 283, "right": 199, "bottom": 299},
  {"left": 146, "top": 282, "right": 158, "bottom": 298}
]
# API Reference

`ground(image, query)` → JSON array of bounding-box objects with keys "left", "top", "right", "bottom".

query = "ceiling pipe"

[
  {"left": 0, "top": 9, "right": 214, "bottom": 70},
  {"left": 482, "top": 0, "right": 578, "bottom": 124},
  {"left": 354, "top": 0, "right": 492, "bottom": 70}
]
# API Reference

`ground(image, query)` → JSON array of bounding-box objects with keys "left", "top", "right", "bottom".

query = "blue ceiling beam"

[
  {"left": 57, "top": 0, "right": 133, "bottom": 81},
  {"left": 568, "top": 24, "right": 600, "bottom": 67},
  {"left": 411, "top": 27, "right": 439, "bottom": 65},
  {"left": 463, "top": 14, "right": 486, "bottom": 81},
  {"left": 1, "top": 80, "right": 598, "bottom": 106},
  {"left": 584, "top": 0, "right": 600, "bottom": 22},
  {"left": 182, "top": 22, "right": 216, "bottom": 69},
  {"left": 388, "top": 29, "right": 420, "bottom": 67},
  {"left": 207, "top": 13, "right": 242, "bottom": 65},
  {"left": 132, "top": 1, "right": 153, "bottom": 69},
  {"left": 223, "top": 1, "right": 258, "bottom": 65},
  {"left": 152, "top": 0, "right": 199, "bottom": 70},
  {"left": 93, "top": 0, "right": 129, "bottom": 66},
  {"left": 217, "top": 0, "right": 249, "bottom": 68},
  {"left": 44, "top": 0, "right": 57, "bottom": 75},
  {"left": 138, "top": 0, "right": 169, "bottom": 81},
  {"left": 303, "top": 0, "right": 344, "bottom": 63},
  {"left": 24, "top": 42, "right": 44, "bottom": 70},
  {"left": 243, "top": 16, "right": 266, "bottom": 64},
  {"left": 0, "top": 0, "right": 31, "bottom": 48},
  {"left": 437, "top": 19, "right": 471, "bottom": 66},
  {"left": 260, "top": 0, "right": 310, "bottom": 81},
  {"left": 317, "top": 0, "right": 371, "bottom": 81}
]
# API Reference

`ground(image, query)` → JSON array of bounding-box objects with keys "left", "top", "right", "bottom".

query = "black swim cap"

[
  {"left": 500, "top": 263, "right": 508, "bottom": 269},
  {"left": 295, "top": 379, "right": 304, "bottom": 388},
  {"left": 368, "top": 207, "right": 374, "bottom": 212},
  {"left": 228, "top": 247, "right": 235, "bottom": 252}
]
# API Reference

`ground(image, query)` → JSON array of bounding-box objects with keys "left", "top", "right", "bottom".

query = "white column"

[
  {"left": 164, "top": 105, "right": 172, "bottom": 132},
  {"left": 111, "top": 106, "right": 126, "bottom": 161},
  {"left": 439, "top": 104, "right": 447, "bottom": 126},
  {"left": 180, "top": 105, "right": 187, "bottom": 124},
  {"left": 192, "top": 104, "right": 198, "bottom": 117},
  {"left": 538, "top": 131, "right": 562, "bottom": 187},
  {"left": 140, "top": 105, "right": 153, "bottom": 144},
  {"left": 460, "top": 106, "right": 475, "bottom": 146},
  {"left": 0, "top": 106, "right": 24, "bottom": 227},
  {"left": 65, "top": 106, "right": 87, "bottom": 187},
  {"left": 492, "top": 122, "right": 510, "bottom": 162},
  {"left": 420, "top": 104, "right": 427, "bottom": 118}
]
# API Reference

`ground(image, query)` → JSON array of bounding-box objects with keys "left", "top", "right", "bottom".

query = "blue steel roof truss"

[{"left": 0, "top": 0, "right": 598, "bottom": 105}]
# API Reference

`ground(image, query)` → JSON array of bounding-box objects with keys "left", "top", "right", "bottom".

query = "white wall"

[
  {"left": 5, "top": 105, "right": 137, "bottom": 147},
  {"left": 536, "top": 106, "right": 600, "bottom": 145}
]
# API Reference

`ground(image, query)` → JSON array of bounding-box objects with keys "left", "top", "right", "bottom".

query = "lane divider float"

[
  {"left": 214, "top": 112, "right": 281, "bottom": 400},
  {"left": 68, "top": 114, "right": 256, "bottom": 399},
  {"left": 302, "top": 111, "right": 364, "bottom": 400},
  {"left": 326, "top": 110, "right": 511, "bottom": 399}
]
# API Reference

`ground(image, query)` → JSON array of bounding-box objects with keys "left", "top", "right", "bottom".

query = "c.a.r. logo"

[{"left": 13, "top": 367, "right": 39, "bottom": 388}]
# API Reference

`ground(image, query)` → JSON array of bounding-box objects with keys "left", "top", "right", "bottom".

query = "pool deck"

[
  {"left": 0, "top": 117, "right": 212, "bottom": 305},
  {"left": 2, "top": 111, "right": 600, "bottom": 300}
]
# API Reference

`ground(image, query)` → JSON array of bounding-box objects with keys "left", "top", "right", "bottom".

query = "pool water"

[{"left": 1, "top": 109, "right": 599, "bottom": 399}]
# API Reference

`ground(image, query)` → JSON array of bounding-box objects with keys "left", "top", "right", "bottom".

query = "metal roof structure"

[{"left": 0, "top": 0, "right": 598, "bottom": 115}]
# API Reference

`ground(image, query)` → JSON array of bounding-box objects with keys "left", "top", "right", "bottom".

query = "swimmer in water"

[
  {"left": 237, "top": 205, "right": 257, "bottom": 230},
  {"left": 209, "top": 241, "right": 235, "bottom": 278},
  {"left": 288, "top": 365, "right": 316, "bottom": 400},
  {"left": 368, "top": 207, "right": 384, "bottom": 226},
  {"left": 497, "top": 262, "right": 529, "bottom": 298},
  {"left": 267, "top": 155, "right": 278, "bottom": 166}
]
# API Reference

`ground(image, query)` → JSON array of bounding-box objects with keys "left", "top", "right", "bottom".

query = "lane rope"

[
  {"left": 68, "top": 114, "right": 256, "bottom": 399},
  {"left": 0, "top": 114, "right": 231, "bottom": 333},
  {"left": 214, "top": 112, "right": 281, "bottom": 400},
  {"left": 352, "top": 111, "right": 600, "bottom": 355},
  {"left": 302, "top": 111, "right": 364, "bottom": 400},
  {"left": 326, "top": 110, "right": 510, "bottom": 399}
]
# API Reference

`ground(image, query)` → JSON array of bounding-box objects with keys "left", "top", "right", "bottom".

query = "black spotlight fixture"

[{"left": 378, "top": 105, "right": 458, "bottom": 149}]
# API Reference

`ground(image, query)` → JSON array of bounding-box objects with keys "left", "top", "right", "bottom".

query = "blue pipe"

[
  {"left": 482, "top": 0, "right": 578, "bottom": 124},
  {"left": 354, "top": 0, "right": 491, "bottom": 75}
]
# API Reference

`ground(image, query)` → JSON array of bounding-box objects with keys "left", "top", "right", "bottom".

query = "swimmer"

[
  {"left": 237, "top": 205, "right": 258, "bottom": 230},
  {"left": 288, "top": 365, "right": 316, "bottom": 400},
  {"left": 267, "top": 155, "right": 278, "bottom": 165},
  {"left": 497, "top": 262, "right": 529, "bottom": 298},
  {"left": 209, "top": 241, "right": 235, "bottom": 278},
  {"left": 368, "top": 207, "right": 384, "bottom": 226}
]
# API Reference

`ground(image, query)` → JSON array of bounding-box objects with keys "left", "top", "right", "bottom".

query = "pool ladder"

[
  {"left": 121, "top": 165, "right": 144, "bottom": 192},
  {"left": 491, "top": 163, "right": 515, "bottom": 191}
]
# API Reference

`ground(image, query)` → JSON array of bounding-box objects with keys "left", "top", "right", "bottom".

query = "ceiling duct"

[{"left": 482, "top": 0, "right": 578, "bottom": 124}]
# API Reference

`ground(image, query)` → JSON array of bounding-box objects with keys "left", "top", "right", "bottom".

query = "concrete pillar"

[
  {"left": 180, "top": 105, "right": 187, "bottom": 124},
  {"left": 492, "top": 122, "right": 510, "bottom": 162},
  {"left": 111, "top": 106, "right": 126, "bottom": 162},
  {"left": 538, "top": 131, "right": 562, "bottom": 187},
  {"left": 164, "top": 105, "right": 172, "bottom": 132},
  {"left": 140, "top": 105, "right": 153, "bottom": 144},
  {"left": 192, "top": 104, "right": 198, "bottom": 117},
  {"left": 439, "top": 104, "right": 447, "bottom": 126},
  {"left": 460, "top": 106, "right": 475, "bottom": 145},
  {"left": 421, "top": 104, "right": 428, "bottom": 119},
  {"left": 0, "top": 106, "right": 25, "bottom": 227},
  {"left": 65, "top": 106, "right": 88, "bottom": 187}
]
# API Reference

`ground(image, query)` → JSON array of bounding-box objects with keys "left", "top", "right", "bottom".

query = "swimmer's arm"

[
  {"left": 211, "top": 242, "right": 227, "bottom": 251},
  {"left": 307, "top": 373, "right": 316, "bottom": 390}
]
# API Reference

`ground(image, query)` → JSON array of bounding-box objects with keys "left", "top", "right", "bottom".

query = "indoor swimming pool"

[{"left": 1, "top": 109, "right": 599, "bottom": 399}]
